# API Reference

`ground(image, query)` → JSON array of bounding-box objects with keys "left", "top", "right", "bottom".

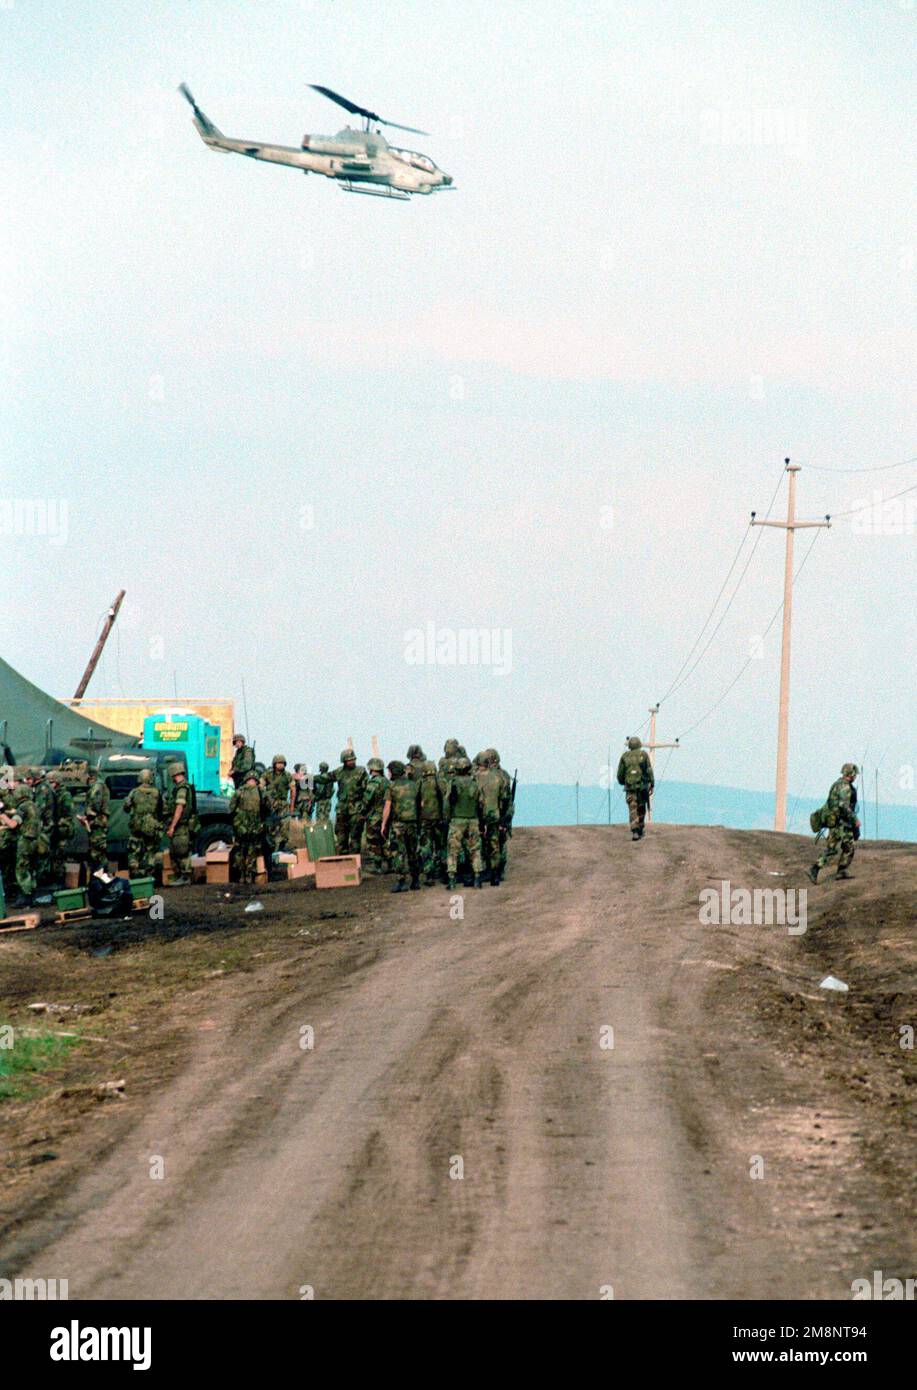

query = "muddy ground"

[{"left": 0, "top": 825, "right": 913, "bottom": 1299}]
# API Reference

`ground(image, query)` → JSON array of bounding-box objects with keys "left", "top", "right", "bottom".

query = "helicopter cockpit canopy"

[{"left": 391, "top": 148, "right": 438, "bottom": 173}]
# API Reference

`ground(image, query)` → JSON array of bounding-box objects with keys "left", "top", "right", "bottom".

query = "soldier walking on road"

[
  {"left": 381, "top": 760, "right": 421, "bottom": 892},
  {"left": 808, "top": 763, "right": 860, "bottom": 884},
  {"left": 617, "top": 736, "right": 654, "bottom": 841},
  {"left": 476, "top": 751, "right": 510, "bottom": 886},
  {"left": 333, "top": 749, "right": 367, "bottom": 855},
  {"left": 165, "top": 763, "right": 199, "bottom": 886}
]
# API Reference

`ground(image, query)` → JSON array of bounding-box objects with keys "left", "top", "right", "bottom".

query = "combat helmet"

[
  {"left": 367, "top": 757, "right": 384, "bottom": 773},
  {"left": 340, "top": 748, "right": 356, "bottom": 764},
  {"left": 627, "top": 736, "right": 642, "bottom": 750},
  {"left": 486, "top": 748, "right": 500, "bottom": 766},
  {"left": 139, "top": 769, "right": 153, "bottom": 784},
  {"left": 406, "top": 744, "right": 425, "bottom": 760},
  {"left": 272, "top": 754, "right": 287, "bottom": 766},
  {"left": 841, "top": 762, "right": 858, "bottom": 777},
  {"left": 455, "top": 756, "right": 472, "bottom": 774},
  {"left": 443, "top": 739, "right": 459, "bottom": 755},
  {"left": 319, "top": 761, "right": 329, "bottom": 772},
  {"left": 421, "top": 761, "right": 437, "bottom": 776},
  {"left": 387, "top": 759, "right": 405, "bottom": 777},
  {"left": 456, "top": 744, "right": 468, "bottom": 758}
]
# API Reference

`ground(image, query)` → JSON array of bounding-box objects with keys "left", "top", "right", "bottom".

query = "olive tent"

[{"left": 0, "top": 656, "right": 140, "bottom": 765}]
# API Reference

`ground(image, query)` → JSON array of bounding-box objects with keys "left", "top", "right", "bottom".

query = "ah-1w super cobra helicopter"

[{"left": 179, "top": 82, "right": 453, "bottom": 200}]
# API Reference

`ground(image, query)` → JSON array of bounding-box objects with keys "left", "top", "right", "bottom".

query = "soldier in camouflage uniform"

[
  {"left": 230, "top": 771, "right": 265, "bottom": 884},
  {"left": 438, "top": 739, "right": 463, "bottom": 776},
  {"left": 808, "top": 763, "right": 860, "bottom": 883},
  {"left": 10, "top": 781, "right": 41, "bottom": 906},
  {"left": 293, "top": 765, "right": 315, "bottom": 822},
  {"left": 124, "top": 768, "right": 164, "bottom": 877},
  {"left": 165, "top": 763, "right": 199, "bottom": 886},
  {"left": 617, "top": 736, "right": 654, "bottom": 841},
  {"left": 81, "top": 765, "right": 111, "bottom": 871},
  {"left": 361, "top": 758, "right": 388, "bottom": 873},
  {"left": 418, "top": 760, "right": 445, "bottom": 886},
  {"left": 230, "top": 734, "right": 256, "bottom": 789},
  {"left": 486, "top": 749, "right": 514, "bottom": 879},
  {"left": 406, "top": 744, "right": 427, "bottom": 781},
  {"left": 445, "top": 756, "right": 484, "bottom": 890},
  {"left": 333, "top": 749, "right": 367, "bottom": 855},
  {"left": 0, "top": 791, "right": 20, "bottom": 906},
  {"left": 261, "top": 755, "right": 293, "bottom": 858},
  {"left": 475, "top": 751, "right": 510, "bottom": 885},
  {"left": 312, "top": 762, "right": 335, "bottom": 822},
  {"left": 47, "top": 771, "right": 76, "bottom": 884},
  {"left": 381, "top": 760, "right": 421, "bottom": 891},
  {"left": 28, "top": 769, "right": 55, "bottom": 886}
]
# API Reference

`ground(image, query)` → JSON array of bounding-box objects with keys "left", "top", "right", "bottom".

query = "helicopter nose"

[{"left": 442, "top": 173, "right": 452, "bottom": 185}]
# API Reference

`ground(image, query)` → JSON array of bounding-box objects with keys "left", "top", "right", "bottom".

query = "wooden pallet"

[
  {"left": 0, "top": 912, "right": 41, "bottom": 935},
  {"left": 53, "top": 907, "right": 93, "bottom": 924}
]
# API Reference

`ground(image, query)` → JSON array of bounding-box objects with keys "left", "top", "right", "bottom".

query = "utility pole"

[
  {"left": 73, "top": 589, "right": 125, "bottom": 699},
  {"left": 575, "top": 780, "right": 580, "bottom": 825},
  {"left": 644, "top": 704, "right": 679, "bottom": 824},
  {"left": 751, "top": 460, "right": 831, "bottom": 832},
  {"left": 606, "top": 743, "right": 611, "bottom": 824}
]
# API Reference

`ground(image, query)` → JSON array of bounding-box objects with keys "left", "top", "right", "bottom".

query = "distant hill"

[{"left": 514, "top": 779, "right": 917, "bottom": 843}]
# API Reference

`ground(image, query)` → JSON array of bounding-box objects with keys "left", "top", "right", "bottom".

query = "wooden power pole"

[
  {"left": 73, "top": 589, "right": 126, "bottom": 699},
  {"left": 645, "top": 704, "right": 679, "bottom": 824},
  {"left": 750, "top": 461, "right": 831, "bottom": 832}
]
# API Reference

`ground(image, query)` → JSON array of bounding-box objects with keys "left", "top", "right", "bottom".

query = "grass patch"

[{"left": 0, "top": 1026, "right": 81, "bottom": 1101}]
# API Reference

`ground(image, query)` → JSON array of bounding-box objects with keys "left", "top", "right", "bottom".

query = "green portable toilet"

[{"left": 142, "top": 710, "right": 221, "bottom": 793}]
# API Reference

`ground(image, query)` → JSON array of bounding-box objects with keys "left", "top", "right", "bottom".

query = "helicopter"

[{"left": 178, "top": 82, "right": 453, "bottom": 200}]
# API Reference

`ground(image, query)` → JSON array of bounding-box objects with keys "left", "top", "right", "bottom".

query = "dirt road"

[{"left": 2, "top": 826, "right": 914, "bottom": 1299}]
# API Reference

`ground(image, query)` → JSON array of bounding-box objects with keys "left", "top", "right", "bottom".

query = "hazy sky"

[{"left": 3, "top": 0, "right": 915, "bottom": 806}]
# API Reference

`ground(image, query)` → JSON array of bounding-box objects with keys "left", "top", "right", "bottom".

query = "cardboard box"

[
  {"left": 315, "top": 855, "right": 361, "bottom": 890},
  {"left": 205, "top": 848, "right": 232, "bottom": 884},
  {"left": 286, "top": 849, "right": 314, "bottom": 880},
  {"left": 191, "top": 855, "right": 207, "bottom": 884},
  {"left": 116, "top": 869, "right": 130, "bottom": 880},
  {"left": 64, "top": 862, "right": 83, "bottom": 889},
  {"left": 273, "top": 852, "right": 297, "bottom": 865},
  {"left": 254, "top": 855, "right": 268, "bottom": 886}
]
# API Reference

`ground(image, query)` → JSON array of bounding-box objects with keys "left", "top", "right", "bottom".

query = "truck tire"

[{"left": 196, "top": 822, "right": 234, "bottom": 855}]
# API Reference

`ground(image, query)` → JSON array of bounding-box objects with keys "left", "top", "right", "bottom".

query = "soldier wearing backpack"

[
  {"left": 418, "top": 760, "right": 445, "bottom": 886},
  {"left": 230, "top": 771, "right": 266, "bottom": 884},
  {"left": 808, "top": 763, "right": 860, "bottom": 883},
  {"left": 381, "top": 760, "right": 421, "bottom": 892},
  {"left": 124, "top": 768, "right": 165, "bottom": 877},
  {"left": 476, "top": 751, "right": 510, "bottom": 886},
  {"left": 617, "top": 736, "right": 654, "bottom": 841}
]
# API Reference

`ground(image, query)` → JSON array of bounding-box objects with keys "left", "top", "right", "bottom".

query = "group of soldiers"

[
  {"left": 228, "top": 736, "right": 515, "bottom": 890},
  {"left": 0, "top": 759, "right": 201, "bottom": 906}
]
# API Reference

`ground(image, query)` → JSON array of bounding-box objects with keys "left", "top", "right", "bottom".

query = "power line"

[
  {"left": 803, "top": 452, "right": 917, "bottom": 474},
  {"left": 826, "top": 480, "right": 917, "bottom": 518},
  {"left": 673, "top": 528, "right": 823, "bottom": 741},
  {"left": 656, "top": 467, "right": 785, "bottom": 706}
]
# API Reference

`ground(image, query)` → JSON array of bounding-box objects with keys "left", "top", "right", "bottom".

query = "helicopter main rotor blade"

[{"left": 308, "top": 84, "right": 428, "bottom": 136}]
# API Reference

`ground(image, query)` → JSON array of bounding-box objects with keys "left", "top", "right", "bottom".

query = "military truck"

[{"left": 59, "top": 750, "right": 234, "bottom": 864}]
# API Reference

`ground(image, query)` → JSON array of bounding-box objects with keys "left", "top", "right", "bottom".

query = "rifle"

[{"left": 505, "top": 769, "right": 517, "bottom": 838}]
